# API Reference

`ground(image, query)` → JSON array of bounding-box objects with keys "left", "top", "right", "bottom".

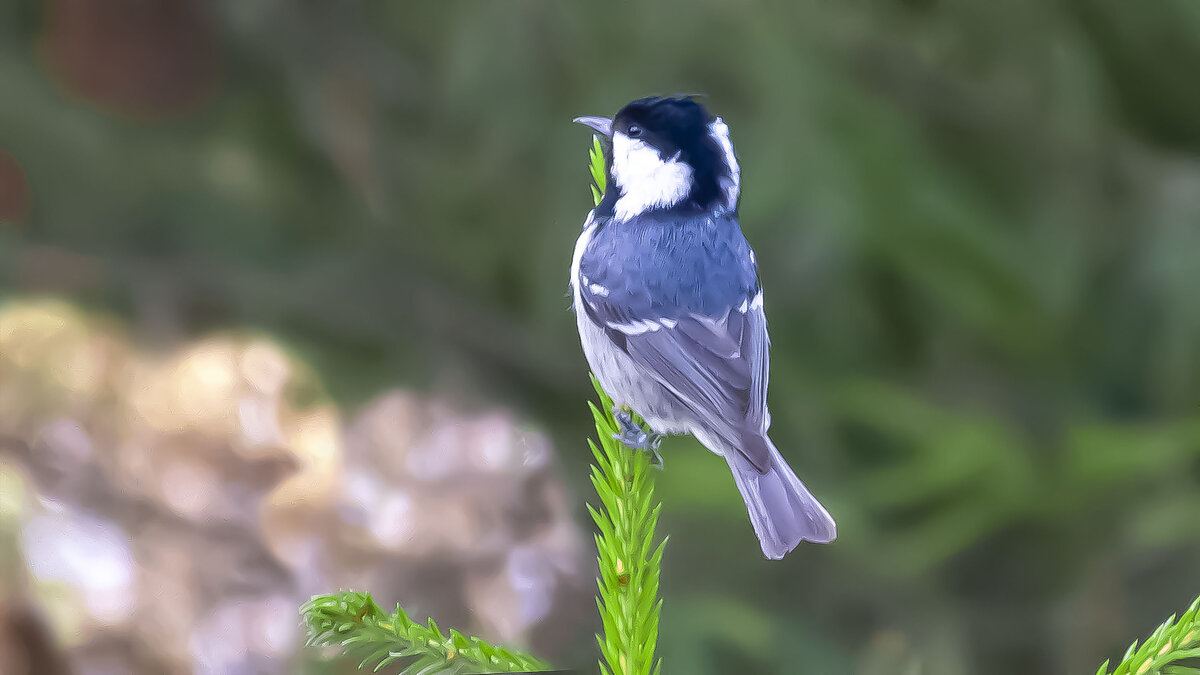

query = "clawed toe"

[
  {"left": 611, "top": 408, "right": 665, "bottom": 469},
  {"left": 646, "top": 442, "right": 664, "bottom": 470}
]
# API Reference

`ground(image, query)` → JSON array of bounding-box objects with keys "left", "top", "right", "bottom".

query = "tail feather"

[{"left": 723, "top": 435, "right": 836, "bottom": 559}]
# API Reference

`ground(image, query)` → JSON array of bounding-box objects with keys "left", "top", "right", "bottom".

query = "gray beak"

[{"left": 573, "top": 116, "right": 612, "bottom": 137}]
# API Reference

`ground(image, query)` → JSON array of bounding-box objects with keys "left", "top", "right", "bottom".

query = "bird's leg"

[{"left": 612, "top": 407, "right": 665, "bottom": 469}]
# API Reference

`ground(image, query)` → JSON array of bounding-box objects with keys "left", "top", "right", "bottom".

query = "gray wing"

[
  {"left": 575, "top": 212, "right": 772, "bottom": 470},
  {"left": 581, "top": 286, "right": 772, "bottom": 472}
]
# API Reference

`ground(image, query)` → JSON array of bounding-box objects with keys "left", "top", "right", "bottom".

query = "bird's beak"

[{"left": 573, "top": 116, "right": 612, "bottom": 137}]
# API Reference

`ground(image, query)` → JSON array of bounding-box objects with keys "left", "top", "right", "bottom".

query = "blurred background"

[{"left": 1, "top": 1, "right": 1199, "bottom": 673}]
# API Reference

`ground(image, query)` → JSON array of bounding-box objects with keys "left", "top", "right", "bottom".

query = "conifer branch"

[
  {"left": 583, "top": 134, "right": 666, "bottom": 675},
  {"left": 589, "top": 135, "right": 607, "bottom": 205},
  {"left": 587, "top": 377, "right": 666, "bottom": 675},
  {"left": 301, "top": 591, "right": 551, "bottom": 674},
  {"left": 1095, "top": 595, "right": 1200, "bottom": 675}
]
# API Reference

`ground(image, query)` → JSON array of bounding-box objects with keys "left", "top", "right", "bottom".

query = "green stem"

[
  {"left": 588, "top": 376, "right": 666, "bottom": 675},
  {"left": 583, "top": 135, "right": 665, "bottom": 675}
]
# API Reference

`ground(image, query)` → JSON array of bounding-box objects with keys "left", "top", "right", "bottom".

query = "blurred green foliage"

[{"left": 2, "top": 1, "right": 1200, "bottom": 673}]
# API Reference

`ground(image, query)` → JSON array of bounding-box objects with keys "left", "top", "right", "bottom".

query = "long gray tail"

[{"left": 723, "top": 435, "right": 836, "bottom": 559}]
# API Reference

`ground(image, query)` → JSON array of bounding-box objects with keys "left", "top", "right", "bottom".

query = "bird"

[{"left": 570, "top": 96, "right": 836, "bottom": 559}]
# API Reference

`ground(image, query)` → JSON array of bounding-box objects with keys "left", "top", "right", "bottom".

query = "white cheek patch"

[
  {"left": 708, "top": 117, "right": 740, "bottom": 210},
  {"left": 610, "top": 131, "right": 694, "bottom": 221}
]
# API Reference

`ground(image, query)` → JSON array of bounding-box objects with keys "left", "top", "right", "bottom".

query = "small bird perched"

[{"left": 570, "top": 96, "right": 836, "bottom": 559}]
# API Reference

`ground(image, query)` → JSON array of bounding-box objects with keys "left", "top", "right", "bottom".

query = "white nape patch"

[
  {"left": 588, "top": 283, "right": 609, "bottom": 297},
  {"left": 709, "top": 117, "right": 740, "bottom": 210},
  {"left": 610, "top": 131, "right": 694, "bottom": 221}
]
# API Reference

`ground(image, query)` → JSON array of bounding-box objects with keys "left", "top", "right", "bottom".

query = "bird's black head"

[
  {"left": 611, "top": 96, "right": 713, "bottom": 161},
  {"left": 575, "top": 96, "right": 740, "bottom": 221}
]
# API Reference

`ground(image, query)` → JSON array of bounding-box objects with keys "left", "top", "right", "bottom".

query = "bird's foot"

[{"left": 612, "top": 408, "right": 665, "bottom": 469}]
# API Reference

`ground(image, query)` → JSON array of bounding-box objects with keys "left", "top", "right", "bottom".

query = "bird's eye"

[{"left": 627, "top": 124, "right": 643, "bottom": 138}]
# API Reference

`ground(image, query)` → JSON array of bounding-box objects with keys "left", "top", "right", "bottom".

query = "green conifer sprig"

[
  {"left": 583, "top": 132, "right": 666, "bottom": 675},
  {"left": 587, "top": 376, "right": 667, "bottom": 675},
  {"left": 1095, "top": 595, "right": 1200, "bottom": 675},
  {"left": 589, "top": 135, "right": 606, "bottom": 204},
  {"left": 301, "top": 591, "right": 550, "bottom": 674}
]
